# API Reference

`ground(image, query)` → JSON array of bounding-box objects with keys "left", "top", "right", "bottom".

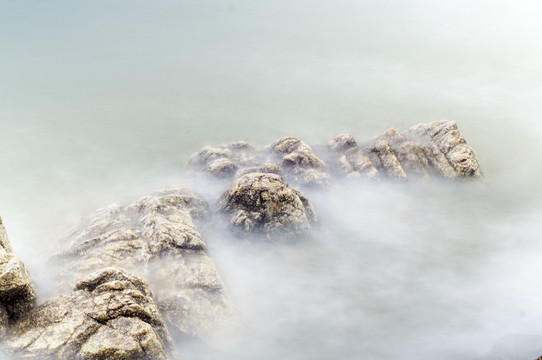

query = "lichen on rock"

[{"left": 218, "top": 172, "right": 317, "bottom": 239}]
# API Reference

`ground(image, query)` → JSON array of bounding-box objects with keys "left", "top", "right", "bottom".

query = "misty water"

[{"left": 2, "top": 0, "right": 542, "bottom": 359}]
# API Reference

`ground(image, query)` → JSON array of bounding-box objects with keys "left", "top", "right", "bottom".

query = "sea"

[{"left": 1, "top": 1, "right": 542, "bottom": 359}]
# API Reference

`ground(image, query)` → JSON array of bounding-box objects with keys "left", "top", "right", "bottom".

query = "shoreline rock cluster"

[{"left": 0, "top": 120, "right": 486, "bottom": 359}]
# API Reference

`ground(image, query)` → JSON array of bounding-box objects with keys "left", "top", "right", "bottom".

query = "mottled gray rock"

[
  {"left": 0, "top": 217, "right": 36, "bottom": 333},
  {"left": 328, "top": 134, "right": 379, "bottom": 179},
  {"left": 56, "top": 188, "right": 231, "bottom": 340},
  {"left": 365, "top": 128, "right": 408, "bottom": 180},
  {"left": 0, "top": 217, "right": 13, "bottom": 253},
  {"left": 189, "top": 141, "right": 259, "bottom": 179},
  {"left": 218, "top": 173, "right": 317, "bottom": 238},
  {"left": 329, "top": 120, "right": 484, "bottom": 181},
  {"left": 4, "top": 268, "right": 170, "bottom": 360},
  {"left": 270, "top": 137, "right": 330, "bottom": 187},
  {"left": 405, "top": 120, "right": 483, "bottom": 178},
  {"left": 328, "top": 134, "right": 357, "bottom": 152}
]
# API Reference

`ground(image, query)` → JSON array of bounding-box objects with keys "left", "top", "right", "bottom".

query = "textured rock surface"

[
  {"left": 270, "top": 137, "right": 331, "bottom": 187},
  {"left": 218, "top": 173, "right": 317, "bottom": 238},
  {"left": 189, "top": 120, "right": 482, "bottom": 184},
  {"left": 4, "top": 268, "right": 171, "bottom": 360},
  {"left": 56, "top": 188, "right": 231, "bottom": 339},
  {"left": 405, "top": 120, "right": 483, "bottom": 178},
  {"left": 189, "top": 141, "right": 259, "bottom": 178},
  {"left": 0, "top": 217, "right": 36, "bottom": 333},
  {"left": 0, "top": 217, "right": 13, "bottom": 253},
  {"left": 327, "top": 134, "right": 379, "bottom": 179},
  {"left": 329, "top": 120, "right": 483, "bottom": 180}
]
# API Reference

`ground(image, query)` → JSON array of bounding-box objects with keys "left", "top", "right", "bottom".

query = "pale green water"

[{"left": 1, "top": 1, "right": 542, "bottom": 359}]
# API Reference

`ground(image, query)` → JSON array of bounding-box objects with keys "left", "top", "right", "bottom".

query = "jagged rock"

[
  {"left": 405, "top": 120, "right": 483, "bottom": 178},
  {"left": 189, "top": 141, "right": 259, "bottom": 179},
  {"left": 55, "top": 188, "right": 231, "bottom": 340},
  {"left": 328, "top": 134, "right": 357, "bottom": 152},
  {"left": 270, "top": 137, "right": 331, "bottom": 187},
  {"left": 327, "top": 134, "right": 379, "bottom": 179},
  {"left": 0, "top": 217, "right": 36, "bottom": 331},
  {"left": 0, "top": 217, "right": 13, "bottom": 253},
  {"left": 365, "top": 129, "right": 408, "bottom": 180},
  {"left": 0, "top": 249, "right": 36, "bottom": 320},
  {"left": 4, "top": 268, "right": 171, "bottom": 360},
  {"left": 218, "top": 173, "right": 317, "bottom": 238},
  {"left": 328, "top": 120, "right": 483, "bottom": 181}
]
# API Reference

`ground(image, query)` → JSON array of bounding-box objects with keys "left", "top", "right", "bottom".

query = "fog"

[{"left": 1, "top": 0, "right": 542, "bottom": 359}]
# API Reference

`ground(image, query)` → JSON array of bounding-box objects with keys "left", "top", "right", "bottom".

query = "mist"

[{"left": 1, "top": 0, "right": 542, "bottom": 359}]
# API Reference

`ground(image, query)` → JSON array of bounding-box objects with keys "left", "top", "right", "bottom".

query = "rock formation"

[
  {"left": 269, "top": 137, "right": 331, "bottom": 187},
  {"left": 327, "top": 134, "right": 379, "bottom": 179},
  {"left": 329, "top": 120, "right": 483, "bottom": 180},
  {"left": 189, "top": 120, "right": 483, "bottom": 185},
  {"left": 0, "top": 217, "right": 36, "bottom": 338},
  {"left": 56, "top": 188, "right": 231, "bottom": 339},
  {"left": 2, "top": 189, "right": 231, "bottom": 359},
  {"left": 218, "top": 173, "right": 317, "bottom": 238},
  {"left": 189, "top": 141, "right": 259, "bottom": 179},
  {"left": 4, "top": 268, "right": 171, "bottom": 359},
  {"left": 0, "top": 120, "right": 486, "bottom": 359}
]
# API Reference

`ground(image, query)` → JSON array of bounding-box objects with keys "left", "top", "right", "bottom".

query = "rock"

[
  {"left": 218, "top": 173, "right": 317, "bottom": 238},
  {"left": 4, "top": 268, "right": 171, "bottom": 360},
  {"left": 327, "top": 134, "right": 379, "bottom": 179},
  {"left": 365, "top": 129, "right": 408, "bottom": 180},
  {"left": 0, "top": 217, "right": 13, "bottom": 252},
  {"left": 0, "top": 217, "right": 36, "bottom": 330},
  {"left": 330, "top": 120, "right": 484, "bottom": 181},
  {"left": 405, "top": 120, "right": 483, "bottom": 178},
  {"left": 0, "top": 249, "right": 36, "bottom": 320},
  {"left": 56, "top": 188, "right": 231, "bottom": 340},
  {"left": 270, "top": 137, "right": 331, "bottom": 187},
  {"left": 328, "top": 134, "right": 357, "bottom": 152},
  {"left": 189, "top": 141, "right": 259, "bottom": 179}
]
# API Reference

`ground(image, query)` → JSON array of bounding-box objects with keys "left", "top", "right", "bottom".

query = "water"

[{"left": 1, "top": 0, "right": 542, "bottom": 359}]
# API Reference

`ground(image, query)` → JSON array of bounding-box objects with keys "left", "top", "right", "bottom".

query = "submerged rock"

[
  {"left": 4, "top": 268, "right": 170, "bottom": 360},
  {"left": 327, "top": 134, "right": 379, "bottom": 179},
  {"left": 189, "top": 141, "right": 259, "bottom": 179},
  {"left": 269, "top": 137, "right": 331, "bottom": 187},
  {"left": 218, "top": 173, "right": 317, "bottom": 238}
]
